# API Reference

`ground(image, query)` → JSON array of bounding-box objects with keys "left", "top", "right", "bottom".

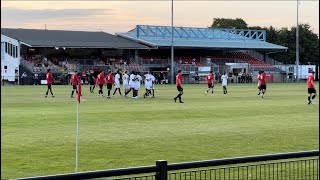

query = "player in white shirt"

[
  {"left": 221, "top": 71, "right": 228, "bottom": 94},
  {"left": 144, "top": 73, "right": 148, "bottom": 92},
  {"left": 124, "top": 71, "right": 136, "bottom": 98},
  {"left": 143, "top": 71, "right": 156, "bottom": 98},
  {"left": 112, "top": 70, "right": 122, "bottom": 96},
  {"left": 131, "top": 71, "right": 142, "bottom": 98},
  {"left": 122, "top": 71, "right": 130, "bottom": 96}
]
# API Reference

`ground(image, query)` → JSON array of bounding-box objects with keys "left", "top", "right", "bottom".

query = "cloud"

[{"left": 1, "top": 7, "right": 114, "bottom": 24}]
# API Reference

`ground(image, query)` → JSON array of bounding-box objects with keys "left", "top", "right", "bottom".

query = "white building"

[
  {"left": 1, "top": 34, "right": 21, "bottom": 82},
  {"left": 275, "top": 64, "right": 317, "bottom": 79}
]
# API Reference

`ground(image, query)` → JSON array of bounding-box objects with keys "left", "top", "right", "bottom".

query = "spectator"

[
  {"left": 195, "top": 73, "right": 200, "bottom": 84},
  {"left": 82, "top": 71, "right": 86, "bottom": 84},
  {"left": 159, "top": 72, "right": 164, "bottom": 84},
  {"left": 34, "top": 73, "right": 39, "bottom": 85},
  {"left": 20, "top": 72, "right": 27, "bottom": 85},
  {"left": 15, "top": 70, "right": 19, "bottom": 85},
  {"left": 163, "top": 74, "right": 167, "bottom": 84}
]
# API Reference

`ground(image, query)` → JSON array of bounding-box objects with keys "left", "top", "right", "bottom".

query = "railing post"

[{"left": 156, "top": 160, "right": 168, "bottom": 180}]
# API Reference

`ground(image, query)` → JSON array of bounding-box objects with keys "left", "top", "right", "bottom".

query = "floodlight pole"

[
  {"left": 170, "top": 0, "right": 174, "bottom": 84},
  {"left": 296, "top": 0, "right": 299, "bottom": 82}
]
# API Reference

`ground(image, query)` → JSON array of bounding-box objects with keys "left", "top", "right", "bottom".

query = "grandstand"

[
  {"left": 1, "top": 28, "right": 148, "bottom": 83},
  {"left": 117, "top": 25, "right": 287, "bottom": 82},
  {"left": 2, "top": 25, "right": 291, "bottom": 84}
]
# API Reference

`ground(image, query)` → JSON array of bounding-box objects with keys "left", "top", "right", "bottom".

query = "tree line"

[{"left": 211, "top": 18, "right": 319, "bottom": 65}]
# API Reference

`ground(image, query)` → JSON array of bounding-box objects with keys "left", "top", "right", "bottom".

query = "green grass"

[{"left": 1, "top": 83, "right": 319, "bottom": 179}]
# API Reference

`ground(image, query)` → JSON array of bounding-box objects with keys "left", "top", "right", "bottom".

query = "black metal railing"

[{"left": 17, "top": 150, "right": 319, "bottom": 180}]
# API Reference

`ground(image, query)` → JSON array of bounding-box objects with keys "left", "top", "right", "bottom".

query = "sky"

[{"left": 1, "top": 1, "right": 319, "bottom": 35}]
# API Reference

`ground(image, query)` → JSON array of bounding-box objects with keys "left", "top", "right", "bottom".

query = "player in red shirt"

[
  {"left": 70, "top": 71, "right": 79, "bottom": 98},
  {"left": 205, "top": 71, "right": 215, "bottom": 96},
  {"left": 97, "top": 70, "right": 105, "bottom": 97},
  {"left": 307, "top": 71, "right": 317, "bottom": 105},
  {"left": 257, "top": 71, "right": 262, "bottom": 95},
  {"left": 105, "top": 70, "right": 114, "bottom": 98},
  {"left": 258, "top": 71, "right": 267, "bottom": 98},
  {"left": 45, "top": 69, "right": 55, "bottom": 97},
  {"left": 174, "top": 69, "right": 184, "bottom": 103}
]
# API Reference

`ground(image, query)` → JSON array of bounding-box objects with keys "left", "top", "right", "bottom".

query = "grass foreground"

[{"left": 1, "top": 83, "right": 319, "bottom": 179}]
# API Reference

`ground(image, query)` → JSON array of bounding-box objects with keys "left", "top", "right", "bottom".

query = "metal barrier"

[{"left": 17, "top": 150, "right": 319, "bottom": 180}]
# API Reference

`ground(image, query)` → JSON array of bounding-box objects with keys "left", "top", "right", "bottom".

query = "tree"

[
  {"left": 211, "top": 18, "right": 248, "bottom": 29},
  {"left": 210, "top": 18, "right": 319, "bottom": 65},
  {"left": 268, "top": 24, "right": 319, "bottom": 65}
]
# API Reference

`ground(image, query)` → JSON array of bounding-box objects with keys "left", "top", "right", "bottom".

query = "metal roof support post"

[
  {"left": 136, "top": 25, "right": 140, "bottom": 38},
  {"left": 296, "top": 0, "right": 300, "bottom": 82},
  {"left": 170, "top": 0, "right": 174, "bottom": 84},
  {"left": 135, "top": 49, "right": 139, "bottom": 64},
  {"left": 263, "top": 51, "right": 267, "bottom": 62}
]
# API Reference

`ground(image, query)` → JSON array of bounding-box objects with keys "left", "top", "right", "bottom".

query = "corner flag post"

[{"left": 76, "top": 78, "right": 82, "bottom": 172}]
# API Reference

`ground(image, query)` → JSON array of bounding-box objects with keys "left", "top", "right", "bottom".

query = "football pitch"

[{"left": 1, "top": 83, "right": 319, "bottom": 179}]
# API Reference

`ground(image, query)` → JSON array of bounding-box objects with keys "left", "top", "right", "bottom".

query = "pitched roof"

[
  {"left": 117, "top": 25, "right": 287, "bottom": 51},
  {"left": 1, "top": 28, "right": 149, "bottom": 49}
]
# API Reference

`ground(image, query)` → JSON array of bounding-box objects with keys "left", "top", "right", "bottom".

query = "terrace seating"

[
  {"left": 211, "top": 52, "right": 278, "bottom": 71},
  {"left": 21, "top": 56, "right": 62, "bottom": 73}
]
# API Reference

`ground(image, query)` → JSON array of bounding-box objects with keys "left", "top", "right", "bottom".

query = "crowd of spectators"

[{"left": 237, "top": 72, "right": 253, "bottom": 83}]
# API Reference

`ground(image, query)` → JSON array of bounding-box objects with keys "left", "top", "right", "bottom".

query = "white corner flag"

[{"left": 76, "top": 78, "right": 82, "bottom": 172}]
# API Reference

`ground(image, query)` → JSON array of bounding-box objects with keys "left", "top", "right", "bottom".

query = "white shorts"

[
  {"left": 146, "top": 84, "right": 154, "bottom": 90},
  {"left": 115, "top": 83, "right": 120, "bottom": 88},
  {"left": 123, "top": 84, "right": 130, "bottom": 90}
]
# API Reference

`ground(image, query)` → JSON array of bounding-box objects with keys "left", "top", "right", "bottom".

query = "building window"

[
  {"left": 9, "top": 44, "right": 12, "bottom": 56},
  {"left": 4, "top": 66, "right": 7, "bottom": 69},
  {"left": 5, "top": 42, "right": 8, "bottom": 53},
  {"left": 11, "top": 45, "right": 16, "bottom": 58},
  {"left": 15, "top": 46, "right": 18, "bottom": 58}
]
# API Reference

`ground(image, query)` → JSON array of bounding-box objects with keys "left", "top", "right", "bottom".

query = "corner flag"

[
  {"left": 76, "top": 78, "right": 82, "bottom": 172},
  {"left": 77, "top": 79, "right": 82, "bottom": 103}
]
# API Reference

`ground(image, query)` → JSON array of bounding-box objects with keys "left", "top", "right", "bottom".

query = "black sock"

[
  {"left": 176, "top": 94, "right": 181, "bottom": 99},
  {"left": 46, "top": 90, "right": 49, "bottom": 96},
  {"left": 108, "top": 90, "right": 111, "bottom": 96},
  {"left": 152, "top": 90, "right": 154, "bottom": 97},
  {"left": 179, "top": 95, "right": 182, "bottom": 101},
  {"left": 118, "top": 89, "right": 122, "bottom": 95},
  {"left": 71, "top": 90, "right": 74, "bottom": 96},
  {"left": 90, "top": 87, "right": 92, "bottom": 92},
  {"left": 92, "top": 86, "right": 95, "bottom": 91},
  {"left": 98, "top": 90, "right": 101, "bottom": 94},
  {"left": 125, "top": 90, "right": 129, "bottom": 95},
  {"left": 125, "top": 89, "right": 131, "bottom": 95},
  {"left": 308, "top": 96, "right": 311, "bottom": 101},
  {"left": 113, "top": 89, "right": 116, "bottom": 95},
  {"left": 312, "top": 95, "right": 316, "bottom": 99}
]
